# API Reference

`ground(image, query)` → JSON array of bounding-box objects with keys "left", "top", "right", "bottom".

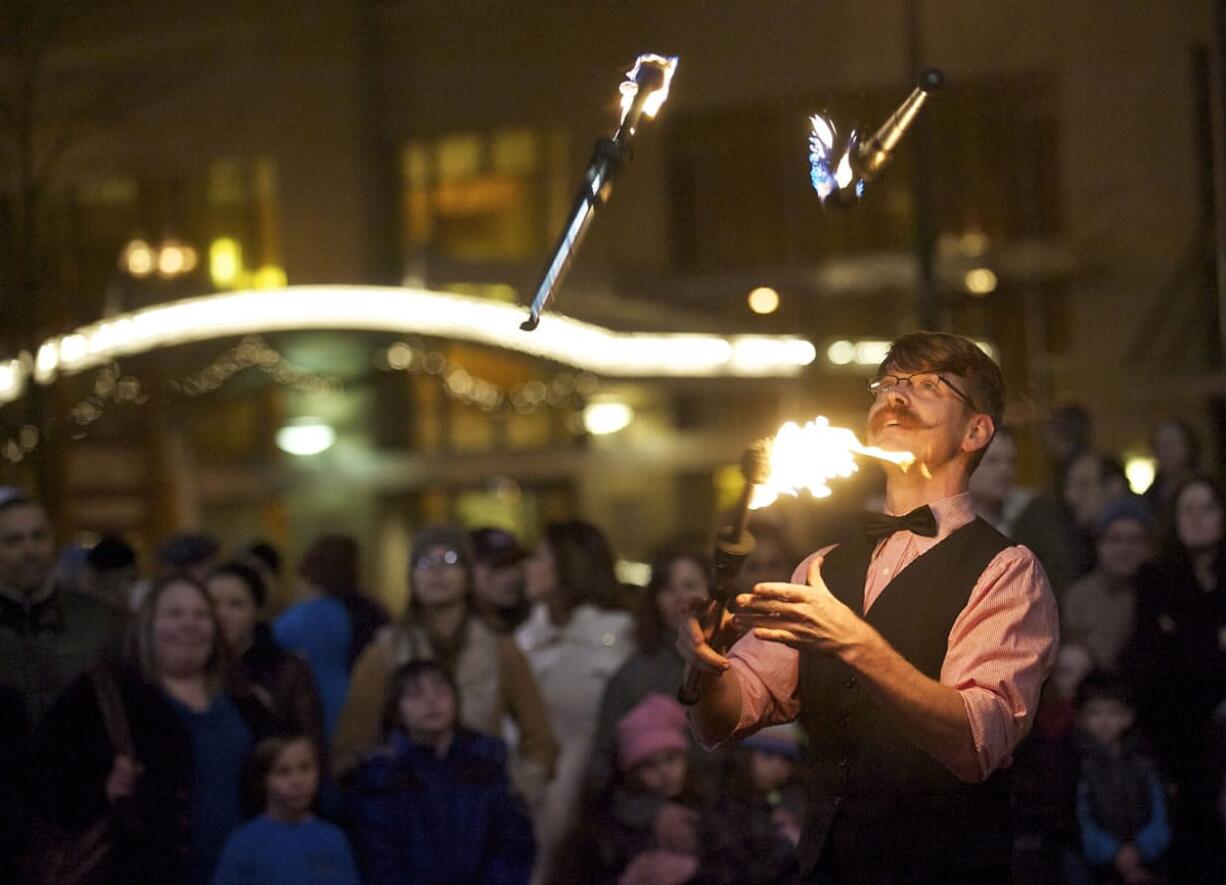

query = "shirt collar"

[{"left": 884, "top": 492, "right": 976, "bottom": 541}]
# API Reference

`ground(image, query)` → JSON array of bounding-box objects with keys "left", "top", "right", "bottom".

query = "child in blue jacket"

[
  {"left": 1074, "top": 671, "right": 1170, "bottom": 884},
  {"left": 212, "top": 735, "right": 359, "bottom": 885},
  {"left": 344, "top": 659, "right": 536, "bottom": 884}
]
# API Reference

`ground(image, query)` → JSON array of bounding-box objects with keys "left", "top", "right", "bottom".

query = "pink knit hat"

[{"left": 617, "top": 693, "right": 689, "bottom": 772}]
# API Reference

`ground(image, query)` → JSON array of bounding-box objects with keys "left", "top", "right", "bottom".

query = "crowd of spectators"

[{"left": 1, "top": 406, "right": 1224, "bottom": 884}]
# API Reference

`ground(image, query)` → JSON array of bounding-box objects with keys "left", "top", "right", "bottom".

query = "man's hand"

[
  {"left": 675, "top": 597, "right": 732, "bottom": 676},
  {"left": 728, "top": 556, "right": 869, "bottom": 657}
]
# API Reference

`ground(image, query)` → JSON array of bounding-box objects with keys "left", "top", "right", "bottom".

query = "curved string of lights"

[{"left": 0, "top": 285, "right": 818, "bottom": 408}]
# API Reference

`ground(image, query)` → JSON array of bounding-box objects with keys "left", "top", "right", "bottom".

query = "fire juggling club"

[
  {"left": 520, "top": 54, "right": 678, "bottom": 331},
  {"left": 810, "top": 66, "right": 944, "bottom": 207},
  {"left": 677, "top": 417, "right": 916, "bottom": 706},
  {"left": 678, "top": 441, "right": 771, "bottom": 706}
]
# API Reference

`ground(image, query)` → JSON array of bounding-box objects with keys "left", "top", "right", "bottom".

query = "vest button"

[{"left": 845, "top": 676, "right": 857, "bottom": 689}]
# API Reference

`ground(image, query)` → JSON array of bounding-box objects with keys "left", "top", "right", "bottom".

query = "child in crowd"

[
  {"left": 211, "top": 735, "right": 359, "bottom": 885},
  {"left": 1011, "top": 643, "right": 1090, "bottom": 885},
  {"left": 344, "top": 659, "right": 535, "bottom": 885},
  {"left": 1075, "top": 671, "right": 1170, "bottom": 885},
  {"left": 551, "top": 693, "right": 702, "bottom": 885},
  {"left": 701, "top": 723, "right": 803, "bottom": 884}
]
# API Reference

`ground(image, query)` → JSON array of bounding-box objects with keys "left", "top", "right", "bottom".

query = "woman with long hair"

[
  {"left": 514, "top": 519, "right": 636, "bottom": 876},
  {"left": 207, "top": 560, "right": 324, "bottom": 749},
  {"left": 29, "top": 574, "right": 277, "bottom": 885},
  {"left": 588, "top": 546, "right": 710, "bottom": 790},
  {"left": 331, "top": 525, "right": 556, "bottom": 804},
  {"left": 1130, "top": 474, "right": 1226, "bottom": 882}
]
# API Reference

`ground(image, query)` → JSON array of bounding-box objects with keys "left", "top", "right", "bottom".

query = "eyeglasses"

[
  {"left": 867, "top": 372, "right": 976, "bottom": 410},
  {"left": 414, "top": 550, "right": 461, "bottom": 570}
]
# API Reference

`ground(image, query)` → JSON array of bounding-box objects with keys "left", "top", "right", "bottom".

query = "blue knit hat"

[{"left": 1094, "top": 495, "right": 1153, "bottom": 538}]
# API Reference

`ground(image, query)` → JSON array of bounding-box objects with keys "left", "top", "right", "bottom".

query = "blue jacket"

[{"left": 344, "top": 730, "right": 535, "bottom": 885}]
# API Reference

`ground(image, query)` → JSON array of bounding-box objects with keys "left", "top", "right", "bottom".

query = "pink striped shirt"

[{"left": 723, "top": 492, "right": 1059, "bottom": 780}]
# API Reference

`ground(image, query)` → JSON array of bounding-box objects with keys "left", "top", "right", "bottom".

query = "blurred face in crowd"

[
  {"left": 473, "top": 560, "right": 525, "bottom": 611},
  {"left": 524, "top": 539, "right": 558, "bottom": 603},
  {"left": 736, "top": 537, "right": 794, "bottom": 596},
  {"left": 399, "top": 671, "right": 458, "bottom": 744},
  {"left": 749, "top": 750, "right": 796, "bottom": 794},
  {"left": 1096, "top": 518, "right": 1151, "bottom": 582},
  {"left": 1175, "top": 481, "right": 1224, "bottom": 553},
  {"left": 1063, "top": 453, "right": 1108, "bottom": 530},
  {"left": 866, "top": 366, "right": 988, "bottom": 478},
  {"left": 967, "top": 432, "right": 1016, "bottom": 507},
  {"left": 0, "top": 502, "right": 54, "bottom": 595},
  {"left": 206, "top": 573, "right": 260, "bottom": 653},
  {"left": 634, "top": 748, "right": 688, "bottom": 799},
  {"left": 152, "top": 580, "right": 216, "bottom": 679},
  {"left": 1079, "top": 697, "right": 1134, "bottom": 747},
  {"left": 1052, "top": 643, "right": 1094, "bottom": 700},
  {"left": 265, "top": 738, "right": 318, "bottom": 822},
  {"left": 655, "top": 557, "right": 709, "bottom": 633},
  {"left": 412, "top": 544, "right": 467, "bottom": 610},
  {"left": 1153, "top": 422, "right": 1194, "bottom": 475}
]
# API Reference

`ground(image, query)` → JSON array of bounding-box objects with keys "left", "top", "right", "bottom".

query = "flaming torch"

[
  {"left": 809, "top": 67, "right": 944, "bottom": 207},
  {"left": 678, "top": 417, "right": 914, "bottom": 705},
  {"left": 520, "top": 54, "right": 678, "bottom": 331}
]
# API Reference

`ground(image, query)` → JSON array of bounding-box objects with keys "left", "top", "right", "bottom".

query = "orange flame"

[{"left": 749, "top": 416, "right": 915, "bottom": 510}]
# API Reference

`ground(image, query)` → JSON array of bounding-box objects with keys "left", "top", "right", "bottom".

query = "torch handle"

[{"left": 521, "top": 138, "right": 626, "bottom": 331}]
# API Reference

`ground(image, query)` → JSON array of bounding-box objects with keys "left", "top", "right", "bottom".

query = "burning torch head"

[{"left": 809, "top": 67, "right": 944, "bottom": 207}]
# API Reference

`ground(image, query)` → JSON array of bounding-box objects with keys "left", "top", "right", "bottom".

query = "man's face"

[
  {"left": 866, "top": 366, "right": 979, "bottom": 472},
  {"left": 0, "top": 503, "right": 54, "bottom": 594}
]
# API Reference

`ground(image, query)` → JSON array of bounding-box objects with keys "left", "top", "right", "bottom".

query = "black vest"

[{"left": 796, "top": 518, "right": 1013, "bottom": 883}]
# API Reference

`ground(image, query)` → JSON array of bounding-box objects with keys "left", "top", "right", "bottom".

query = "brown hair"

[
  {"left": 542, "top": 519, "right": 624, "bottom": 614},
  {"left": 878, "top": 331, "right": 1005, "bottom": 467},
  {"left": 128, "top": 573, "right": 236, "bottom": 691},
  {"left": 298, "top": 533, "right": 360, "bottom": 598},
  {"left": 244, "top": 734, "right": 319, "bottom": 811},
  {"left": 635, "top": 547, "right": 710, "bottom": 651},
  {"left": 381, "top": 659, "right": 461, "bottom": 737}
]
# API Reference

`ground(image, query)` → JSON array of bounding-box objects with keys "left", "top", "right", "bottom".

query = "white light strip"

[{"left": 0, "top": 286, "right": 817, "bottom": 404}]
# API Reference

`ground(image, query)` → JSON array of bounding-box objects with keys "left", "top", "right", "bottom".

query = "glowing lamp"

[
  {"left": 1125, "top": 456, "right": 1157, "bottom": 494},
  {"left": 276, "top": 419, "right": 336, "bottom": 456},
  {"left": 964, "top": 268, "right": 998, "bottom": 296},
  {"left": 583, "top": 401, "right": 633, "bottom": 435},
  {"left": 747, "top": 287, "right": 781, "bottom": 315}
]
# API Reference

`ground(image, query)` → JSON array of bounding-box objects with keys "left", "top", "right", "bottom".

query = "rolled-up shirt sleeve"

[
  {"left": 943, "top": 545, "right": 1059, "bottom": 778},
  {"left": 700, "top": 551, "right": 827, "bottom": 747}
]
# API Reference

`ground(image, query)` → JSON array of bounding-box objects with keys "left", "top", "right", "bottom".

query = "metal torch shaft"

[
  {"left": 520, "top": 65, "right": 664, "bottom": 332},
  {"left": 853, "top": 66, "right": 944, "bottom": 184}
]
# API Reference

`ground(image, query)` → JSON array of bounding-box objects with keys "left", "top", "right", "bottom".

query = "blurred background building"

[{"left": 1, "top": 0, "right": 1222, "bottom": 607}]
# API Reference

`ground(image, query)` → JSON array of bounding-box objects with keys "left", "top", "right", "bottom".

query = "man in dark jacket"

[
  {"left": 680, "top": 332, "right": 1059, "bottom": 884},
  {"left": 0, "top": 492, "right": 120, "bottom": 726}
]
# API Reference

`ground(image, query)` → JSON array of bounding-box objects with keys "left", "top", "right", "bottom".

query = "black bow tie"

[{"left": 860, "top": 506, "right": 938, "bottom": 540}]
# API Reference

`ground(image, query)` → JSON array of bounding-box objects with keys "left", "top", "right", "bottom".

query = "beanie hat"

[
  {"left": 1094, "top": 494, "right": 1153, "bottom": 538},
  {"left": 742, "top": 722, "right": 805, "bottom": 759},
  {"left": 617, "top": 693, "right": 688, "bottom": 773}
]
